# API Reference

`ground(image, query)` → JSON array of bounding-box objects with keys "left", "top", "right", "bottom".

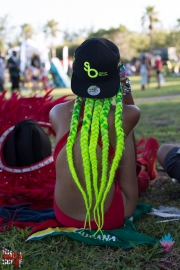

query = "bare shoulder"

[
  {"left": 110, "top": 104, "right": 140, "bottom": 117},
  {"left": 49, "top": 103, "right": 63, "bottom": 133},
  {"left": 49, "top": 103, "right": 62, "bottom": 118},
  {"left": 49, "top": 100, "right": 75, "bottom": 133}
]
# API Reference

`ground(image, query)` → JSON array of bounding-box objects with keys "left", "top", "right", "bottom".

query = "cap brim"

[{"left": 71, "top": 73, "right": 120, "bottom": 99}]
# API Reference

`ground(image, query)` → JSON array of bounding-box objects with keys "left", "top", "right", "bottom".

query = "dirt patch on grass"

[
  {"left": 139, "top": 169, "right": 180, "bottom": 207},
  {"left": 151, "top": 170, "right": 170, "bottom": 185}
]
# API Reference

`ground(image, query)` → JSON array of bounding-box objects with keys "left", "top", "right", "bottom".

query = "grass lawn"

[
  {"left": 1, "top": 76, "right": 180, "bottom": 269},
  {"left": 49, "top": 75, "right": 180, "bottom": 100}
]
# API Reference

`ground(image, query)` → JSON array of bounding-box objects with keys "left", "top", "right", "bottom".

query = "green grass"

[
  {"left": 128, "top": 75, "right": 180, "bottom": 99},
  {"left": 1, "top": 76, "right": 180, "bottom": 269},
  {"left": 50, "top": 75, "right": 180, "bottom": 100},
  {"left": 135, "top": 97, "right": 180, "bottom": 144},
  {"left": 5, "top": 75, "right": 180, "bottom": 100}
]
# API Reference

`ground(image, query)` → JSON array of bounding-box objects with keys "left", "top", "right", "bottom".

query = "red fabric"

[
  {"left": 0, "top": 90, "right": 74, "bottom": 210},
  {"left": 0, "top": 217, "right": 41, "bottom": 232},
  {"left": 137, "top": 171, "right": 150, "bottom": 194},
  {"left": 0, "top": 162, "right": 56, "bottom": 209},
  {"left": 136, "top": 137, "right": 147, "bottom": 158},
  {"left": 54, "top": 180, "right": 125, "bottom": 230},
  {"left": 29, "top": 219, "right": 61, "bottom": 235},
  {"left": 0, "top": 89, "right": 72, "bottom": 136},
  {"left": 41, "top": 76, "right": 48, "bottom": 82},
  {"left": 155, "top": 60, "right": 162, "bottom": 70},
  {"left": 137, "top": 138, "right": 159, "bottom": 181}
]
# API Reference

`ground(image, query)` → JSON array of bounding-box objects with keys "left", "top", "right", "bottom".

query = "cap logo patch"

[
  {"left": 84, "top": 62, "right": 108, "bottom": 78},
  {"left": 87, "top": 85, "right": 100, "bottom": 96}
]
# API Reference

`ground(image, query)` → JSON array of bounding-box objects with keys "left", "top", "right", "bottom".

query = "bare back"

[{"left": 50, "top": 99, "right": 140, "bottom": 221}]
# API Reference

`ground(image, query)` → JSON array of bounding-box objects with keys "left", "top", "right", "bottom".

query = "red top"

[{"left": 156, "top": 59, "right": 162, "bottom": 70}]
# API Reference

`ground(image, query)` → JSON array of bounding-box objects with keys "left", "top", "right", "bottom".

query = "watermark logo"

[{"left": 2, "top": 247, "right": 23, "bottom": 268}]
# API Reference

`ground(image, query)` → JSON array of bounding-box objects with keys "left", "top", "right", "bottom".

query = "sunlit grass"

[
  {"left": 51, "top": 76, "right": 180, "bottom": 100},
  {"left": 135, "top": 97, "right": 180, "bottom": 143},
  {"left": 4, "top": 75, "right": 180, "bottom": 101}
]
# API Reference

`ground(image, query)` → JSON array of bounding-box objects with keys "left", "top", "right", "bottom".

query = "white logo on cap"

[{"left": 87, "top": 85, "right": 100, "bottom": 96}]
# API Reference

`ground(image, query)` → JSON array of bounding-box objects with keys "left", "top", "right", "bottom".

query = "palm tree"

[
  {"left": 141, "top": 6, "right": 160, "bottom": 52},
  {"left": 21, "top": 23, "right": 34, "bottom": 39},
  {"left": 176, "top": 18, "right": 180, "bottom": 28},
  {"left": 43, "top": 20, "right": 60, "bottom": 58}
]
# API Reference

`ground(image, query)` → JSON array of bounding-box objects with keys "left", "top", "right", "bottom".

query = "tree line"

[{"left": 1, "top": 6, "right": 180, "bottom": 61}]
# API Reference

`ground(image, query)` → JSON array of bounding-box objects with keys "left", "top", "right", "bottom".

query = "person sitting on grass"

[
  {"left": 157, "top": 144, "right": 180, "bottom": 182},
  {"left": 50, "top": 38, "right": 159, "bottom": 232}
]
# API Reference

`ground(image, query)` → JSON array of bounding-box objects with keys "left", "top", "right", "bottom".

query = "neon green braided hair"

[{"left": 66, "top": 85, "right": 125, "bottom": 231}]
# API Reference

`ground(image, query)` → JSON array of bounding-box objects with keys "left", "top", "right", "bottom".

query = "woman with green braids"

[{"left": 50, "top": 38, "right": 159, "bottom": 231}]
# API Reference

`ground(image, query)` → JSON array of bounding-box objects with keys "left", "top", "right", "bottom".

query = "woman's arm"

[
  {"left": 117, "top": 100, "right": 140, "bottom": 216},
  {"left": 123, "top": 93, "right": 134, "bottom": 105},
  {"left": 122, "top": 104, "right": 140, "bottom": 136},
  {"left": 118, "top": 131, "right": 139, "bottom": 217},
  {"left": 121, "top": 77, "right": 135, "bottom": 105}
]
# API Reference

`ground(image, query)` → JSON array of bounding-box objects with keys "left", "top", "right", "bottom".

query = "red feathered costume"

[{"left": 0, "top": 90, "right": 72, "bottom": 210}]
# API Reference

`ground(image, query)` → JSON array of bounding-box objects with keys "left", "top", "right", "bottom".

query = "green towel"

[{"left": 26, "top": 203, "right": 159, "bottom": 249}]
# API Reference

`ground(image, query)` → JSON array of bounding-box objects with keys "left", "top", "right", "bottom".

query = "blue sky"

[{"left": 1, "top": 0, "right": 180, "bottom": 44}]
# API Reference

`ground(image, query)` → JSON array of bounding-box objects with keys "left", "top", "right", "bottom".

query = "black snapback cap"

[{"left": 71, "top": 38, "right": 121, "bottom": 99}]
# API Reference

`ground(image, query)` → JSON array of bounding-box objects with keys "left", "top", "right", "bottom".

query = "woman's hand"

[{"left": 121, "top": 78, "right": 134, "bottom": 105}]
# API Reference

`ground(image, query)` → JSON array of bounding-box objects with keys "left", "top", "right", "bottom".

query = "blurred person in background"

[
  {"left": 0, "top": 51, "right": 6, "bottom": 92},
  {"left": 30, "top": 59, "right": 40, "bottom": 92},
  {"left": 40, "top": 63, "right": 49, "bottom": 91},
  {"left": 139, "top": 56, "right": 149, "bottom": 90},
  {"left": 24, "top": 66, "right": 32, "bottom": 91},
  {"left": 147, "top": 58, "right": 152, "bottom": 85},
  {"left": 155, "top": 55, "right": 163, "bottom": 89},
  {"left": 7, "top": 51, "right": 20, "bottom": 92},
  {"left": 157, "top": 144, "right": 180, "bottom": 182}
]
